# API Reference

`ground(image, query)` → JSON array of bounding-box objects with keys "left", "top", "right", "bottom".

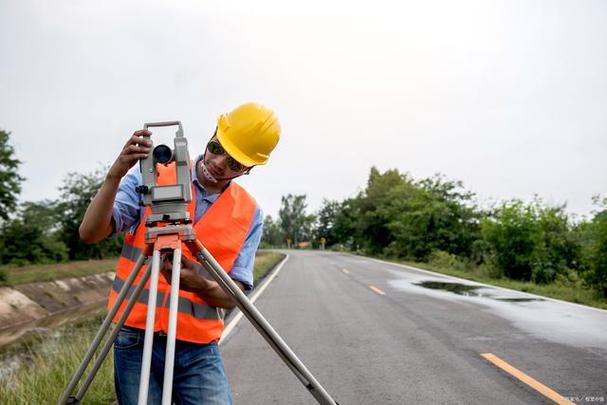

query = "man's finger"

[
  {"left": 132, "top": 129, "right": 152, "bottom": 138},
  {"left": 160, "top": 266, "right": 172, "bottom": 283},
  {"left": 181, "top": 256, "right": 196, "bottom": 268}
]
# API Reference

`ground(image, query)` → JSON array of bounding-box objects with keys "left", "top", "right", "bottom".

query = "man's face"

[{"left": 203, "top": 137, "right": 248, "bottom": 181}]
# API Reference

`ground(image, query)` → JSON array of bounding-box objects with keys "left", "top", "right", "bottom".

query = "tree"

[
  {"left": 57, "top": 169, "right": 122, "bottom": 260},
  {"left": 331, "top": 199, "right": 358, "bottom": 248},
  {"left": 0, "top": 130, "right": 25, "bottom": 221},
  {"left": 349, "top": 168, "right": 479, "bottom": 260},
  {"left": 481, "top": 199, "right": 578, "bottom": 283},
  {"left": 0, "top": 200, "right": 68, "bottom": 265},
  {"left": 531, "top": 203, "right": 580, "bottom": 283},
  {"left": 261, "top": 215, "right": 284, "bottom": 247},
  {"left": 315, "top": 199, "right": 341, "bottom": 246},
  {"left": 383, "top": 174, "right": 479, "bottom": 260},
  {"left": 355, "top": 167, "right": 409, "bottom": 255},
  {"left": 580, "top": 197, "right": 607, "bottom": 297},
  {"left": 278, "top": 194, "right": 315, "bottom": 246}
]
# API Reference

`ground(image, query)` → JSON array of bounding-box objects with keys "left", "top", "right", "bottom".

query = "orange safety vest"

[{"left": 107, "top": 162, "right": 257, "bottom": 344}]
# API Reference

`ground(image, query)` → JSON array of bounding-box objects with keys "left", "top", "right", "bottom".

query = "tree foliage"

[
  {"left": 0, "top": 200, "right": 68, "bottom": 265},
  {"left": 385, "top": 174, "right": 479, "bottom": 260},
  {"left": 261, "top": 215, "right": 284, "bottom": 247},
  {"left": 1, "top": 147, "right": 605, "bottom": 299},
  {"left": 278, "top": 194, "right": 315, "bottom": 245},
  {"left": 579, "top": 197, "right": 607, "bottom": 295},
  {"left": 329, "top": 167, "right": 479, "bottom": 261},
  {"left": 315, "top": 199, "right": 341, "bottom": 246},
  {"left": 481, "top": 199, "right": 578, "bottom": 283},
  {"left": 0, "top": 130, "right": 25, "bottom": 221},
  {"left": 56, "top": 169, "right": 122, "bottom": 260},
  {"left": 297, "top": 166, "right": 606, "bottom": 297},
  {"left": 0, "top": 168, "right": 123, "bottom": 265},
  {"left": 330, "top": 199, "right": 358, "bottom": 249}
]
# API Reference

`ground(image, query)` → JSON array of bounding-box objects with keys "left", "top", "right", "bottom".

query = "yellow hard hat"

[{"left": 216, "top": 102, "right": 281, "bottom": 167}]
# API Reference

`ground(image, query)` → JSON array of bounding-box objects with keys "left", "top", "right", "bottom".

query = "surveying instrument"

[{"left": 59, "top": 122, "right": 338, "bottom": 405}]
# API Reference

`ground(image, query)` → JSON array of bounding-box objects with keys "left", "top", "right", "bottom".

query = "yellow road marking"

[
  {"left": 341, "top": 269, "right": 350, "bottom": 274},
  {"left": 481, "top": 353, "right": 574, "bottom": 405},
  {"left": 369, "top": 285, "right": 386, "bottom": 296}
]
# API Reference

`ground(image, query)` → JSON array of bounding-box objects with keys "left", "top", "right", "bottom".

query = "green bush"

[
  {"left": 579, "top": 203, "right": 607, "bottom": 297},
  {"left": 555, "top": 268, "right": 580, "bottom": 287},
  {"left": 0, "top": 200, "right": 71, "bottom": 266},
  {"left": 481, "top": 199, "right": 578, "bottom": 283},
  {"left": 428, "top": 250, "right": 468, "bottom": 272},
  {"left": 478, "top": 253, "right": 503, "bottom": 279},
  {"left": 346, "top": 169, "right": 479, "bottom": 261}
]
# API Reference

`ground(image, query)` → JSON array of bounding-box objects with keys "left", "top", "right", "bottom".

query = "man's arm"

[
  {"left": 159, "top": 202, "right": 263, "bottom": 309},
  {"left": 160, "top": 256, "right": 244, "bottom": 309},
  {"left": 79, "top": 131, "right": 151, "bottom": 243}
]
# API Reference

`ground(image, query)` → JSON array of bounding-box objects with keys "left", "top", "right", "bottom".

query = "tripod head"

[{"left": 136, "top": 121, "right": 192, "bottom": 226}]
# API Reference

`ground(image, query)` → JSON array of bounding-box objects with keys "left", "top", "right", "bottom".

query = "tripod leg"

[
  {"left": 73, "top": 262, "right": 153, "bottom": 402},
  {"left": 137, "top": 249, "right": 161, "bottom": 405},
  {"left": 195, "top": 251, "right": 307, "bottom": 382},
  {"left": 161, "top": 246, "right": 182, "bottom": 405},
  {"left": 57, "top": 253, "right": 148, "bottom": 405},
  {"left": 192, "top": 247, "right": 337, "bottom": 405}
]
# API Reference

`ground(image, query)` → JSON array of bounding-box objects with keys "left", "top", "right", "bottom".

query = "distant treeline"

[
  {"left": 1, "top": 129, "right": 605, "bottom": 298},
  {"left": 0, "top": 169, "right": 123, "bottom": 267},
  {"left": 0, "top": 130, "right": 121, "bottom": 278},
  {"left": 263, "top": 167, "right": 607, "bottom": 298}
]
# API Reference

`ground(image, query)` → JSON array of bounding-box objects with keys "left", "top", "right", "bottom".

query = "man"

[{"left": 79, "top": 102, "right": 281, "bottom": 404}]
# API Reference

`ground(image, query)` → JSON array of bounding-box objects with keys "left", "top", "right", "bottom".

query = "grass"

[
  {"left": 1, "top": 259, "right": 117, "bottom": 286},
  {"left": 371, "top": 256, "right": 607, "bottom": 310},
  {"left": 0, "top": 250, "right": 286, "bottom": 404},
  {"left": 0, "top": 313, "right": 115, "bottom": 405},
  {"left": 253, "top": 250, "right": 285, "bottom": 283},
  {"left": 1, "top": 250, "right": 286, "bottom": 287}
]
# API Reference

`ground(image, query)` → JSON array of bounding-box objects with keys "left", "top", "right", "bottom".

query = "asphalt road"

[{"left": 221, "top": 250, "right": 607, "bottom": 404}]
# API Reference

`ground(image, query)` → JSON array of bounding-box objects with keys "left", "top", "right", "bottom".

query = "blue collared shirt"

[{"left": 111, "top": 156, "right": 262, "bottom": 290}]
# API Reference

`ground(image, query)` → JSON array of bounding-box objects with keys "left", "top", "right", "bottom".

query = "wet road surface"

[{"left": 221, "top": 250, "right": 607, "bottom": 404}]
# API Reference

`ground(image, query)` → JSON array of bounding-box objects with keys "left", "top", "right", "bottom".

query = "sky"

[{"left": 1, "top": 0, "right": 606, "bottom": 220}]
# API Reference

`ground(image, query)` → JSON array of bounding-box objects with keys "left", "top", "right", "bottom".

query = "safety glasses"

[{"left": 206, "top": 140, "right": 247, "bottom": 172}]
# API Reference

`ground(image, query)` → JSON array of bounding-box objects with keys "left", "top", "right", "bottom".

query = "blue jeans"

[{"left": 113, "top": 326, "right": 233, "bottom": 405}]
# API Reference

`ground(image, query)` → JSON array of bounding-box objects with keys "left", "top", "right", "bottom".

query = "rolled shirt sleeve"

[
  {"left": 111, "top": 168, "right": 144, "bottom": 236},
  {"left": 228, "top": 207, "right": 263, "bottom": 291}
]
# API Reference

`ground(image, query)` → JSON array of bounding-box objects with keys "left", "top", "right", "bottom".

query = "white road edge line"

[
  {"left": 219, "top": 253, "right": 290, "bottom": 344},
  {"left": 363, "top": 255, "right": 607, "bottom": 314}
]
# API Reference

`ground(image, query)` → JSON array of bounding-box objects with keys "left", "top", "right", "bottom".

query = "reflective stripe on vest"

[
  {"left": 111, "top": 275, "right": 223, "bottom": 321},
  {"left": 107, "top": 162, "right": 256, "bottom": 344},
  {"left": 120, "top": 243, "right": 143, "bottom": 263}
]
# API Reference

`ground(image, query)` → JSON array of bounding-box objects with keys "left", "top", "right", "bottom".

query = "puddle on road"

[
  {"left": 494, "top": 297, "right": 544, "bottom": 302},
  {"left": 392, "top": 278, "right": 607, "bottom": 350},
  {"left": 416, "top": 281, "right": 481, "bottom": 296},
  {"left": 415, "top": 281, "right": 544, "bottom": 302}
]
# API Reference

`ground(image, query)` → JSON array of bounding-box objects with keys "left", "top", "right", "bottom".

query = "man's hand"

[
  {"left": 159, "top": 253, "right": 245, "bottom": 309},
  {"left": 107, "top": 130, "right": 152, "bottom": 181},
  {"left": 160, "top": 254, "right": 210, "bottom": 293},
  {"left": 80, "top": 130, "right": 152, "bottom": 243}
]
